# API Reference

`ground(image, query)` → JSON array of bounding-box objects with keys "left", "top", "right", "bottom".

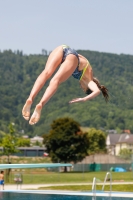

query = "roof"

[
  {"left": 107, "top": 133, "right": 133, "bottom": 145},
  {"left": 0, "top": 147, "right": 46, "bottom": 150},
  {"left": 118, "top": 134, "right": 133, "bottom": 144},
  {"left": 31, "top": 135, "right": 43, "bottom": 140},
  {"left": 123, "top": 130, "right": 131, "bottom": 134},
  {"left": 30, "top": 135, "right": 44, "bottom": 142},
  {"left": 107, "top": 134, "right": 121, "bottom": 145}
]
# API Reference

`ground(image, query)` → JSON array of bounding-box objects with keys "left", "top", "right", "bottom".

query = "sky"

[{"left": 0, "top": 0, "right": 133, "bottom": 55}]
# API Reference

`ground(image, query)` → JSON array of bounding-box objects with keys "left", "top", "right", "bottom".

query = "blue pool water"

[{"left": 0, "top": 192, "right": 132, "bottom": 200}]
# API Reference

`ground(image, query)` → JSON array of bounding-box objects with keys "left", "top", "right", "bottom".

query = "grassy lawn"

[
  {"left": 23, "top": 171, "right": 133, "bottom": 184},
  {"left": 8, "top": 171, "right": 133, "bottom": 184},
  {"left": 2, "top": 157, "right": 133, "bottom": 192},
  {"left": 38, "top": 184, "right": 133, "bottom": 192}
]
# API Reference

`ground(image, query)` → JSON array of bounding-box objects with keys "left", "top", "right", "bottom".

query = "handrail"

[
  {"left": 102, "top": 172, "right": 112, "bottom": 194},
  {"left": 92, "top": 177, "right": 96, "bottom": 197}
]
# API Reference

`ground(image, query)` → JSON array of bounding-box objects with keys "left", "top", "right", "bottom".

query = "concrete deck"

[{"left": 1, "top": 181, "right": 133, "bottom": 190}]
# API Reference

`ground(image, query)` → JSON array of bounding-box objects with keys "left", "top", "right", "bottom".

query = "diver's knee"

[
  {"left": 50, "top": 78, "right": 60, "bottom": 87},
  {"left": 42, "top": 69, "right": 53, "bottom": 79}
]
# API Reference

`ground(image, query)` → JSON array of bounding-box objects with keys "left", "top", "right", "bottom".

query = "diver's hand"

[{"left": 69, "top": 98, "right": 85, "bottom": 104}]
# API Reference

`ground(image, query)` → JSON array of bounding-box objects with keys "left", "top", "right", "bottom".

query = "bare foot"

[
  {"left": 22, "top": 99, "right": 32, "bottom": 120},
  {"left": 29, "top": 104, "right": 42, "bottom": 125}
]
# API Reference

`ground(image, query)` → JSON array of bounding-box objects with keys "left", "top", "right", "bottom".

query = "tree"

[
  {"left": 43, "top": 117, "right": 89, "bottom": 171},
  {"left": 119, "top": 148, "right": 131, "bottom": 160},
  {"left": 1, "top": 50, "right": 133, "bottom": 135},
  {"left": 0, "top": 123, "right": 19, "bottom": 182},
  {"left": 33, "top": 140, "right": 42, "bottom": 147},
  {"left": 87, "top": 128, "right": 106, "bottom": 155},
  {"left": 1, "top": 123, "right": 18, "bottom": 163},
  {"left": 42, "top": 49, "right": 47, "bottom": 55},
  {"left": 17, "top": 138, "right": 30, "bottom": 147}
]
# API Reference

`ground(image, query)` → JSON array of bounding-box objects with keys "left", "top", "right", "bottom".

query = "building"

[
  {"left": 106, "top": 133, "right": 121, "bottom": 155},
  {"left": 106, "top": 133, "right": 133, "bottom": 156},
  {"left": 22, "top": 135, "right": 29, "bottom": 139},
  {"left": 0, "top": 147, "right": 46, "bottom": 157},
  {"left": 115, "top": 134, "right": 133, "bottom": 155},
  {"left": 30, "top": 135, "right": 44, "bottom": 144}
]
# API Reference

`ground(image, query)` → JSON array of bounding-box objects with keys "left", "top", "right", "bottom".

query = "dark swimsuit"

[
  {"left": 61, "top": 45, "right": 83, "bottom": 80},
  {"left": 61, "top": 45, "right": 89, "bottom": 80}
]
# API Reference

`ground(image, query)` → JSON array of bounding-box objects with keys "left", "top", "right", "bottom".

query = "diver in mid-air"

[{"left": 22, "top": 45, "right": 109, "bottom": 125}]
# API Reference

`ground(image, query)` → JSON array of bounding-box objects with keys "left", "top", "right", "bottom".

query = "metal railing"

[
  {"left": 92, "top": 177, "right": 97, "bottom": 198},
  {"left": 102, "top": 172, "right": 112, "bottom": 195},
  {"left": 92, "top": 172, "right": 112, "bottom": 199}
]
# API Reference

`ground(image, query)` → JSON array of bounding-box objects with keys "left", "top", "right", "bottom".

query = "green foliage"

[
  {"left": 17, "top": 138, "right": 30, "bottom": 147},
  {"left": 119, "top": 148, "right": 131, "bottom": 159},
  {"left": 0, "top": 123, "right": 18, "bottom": 162},
  {"left": 0, "top": 130, "right": 6, "bottom": 138},
  {"left": 0, "top": 50, "right": 133, "bottom": 136},
  {"left": 43, "top": 117, "right": 89, "bottom": 165},
  {"left": 87, "top": 128, "right": 106, "bottom": 154},
  {"left": 33, "top": 140, "right": 42, "bottom": 147}
]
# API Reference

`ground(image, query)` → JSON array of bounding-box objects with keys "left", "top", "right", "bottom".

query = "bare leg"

[
  {"left": 29, "top": 54, "right": 78, "bottom": 125},
  {"left": 22, "top": 46, "right": 63, "bottom": 120}
]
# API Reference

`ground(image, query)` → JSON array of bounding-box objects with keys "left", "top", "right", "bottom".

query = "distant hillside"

[{"left": 0, "top": 49, "right": 133, "bottom": 136}]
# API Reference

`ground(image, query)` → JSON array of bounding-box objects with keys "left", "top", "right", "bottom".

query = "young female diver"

[{"left": 22, "top": 44, "right": 109, "bottom": 125}]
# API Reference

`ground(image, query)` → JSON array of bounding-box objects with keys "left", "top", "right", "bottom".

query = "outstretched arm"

[{"left": 69, "top": 81, "right": 100, "bottom": 103}]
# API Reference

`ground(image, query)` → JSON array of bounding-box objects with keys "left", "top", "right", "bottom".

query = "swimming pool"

[{"left": 0, "top": 191, "right": 133, "bottom": 200}]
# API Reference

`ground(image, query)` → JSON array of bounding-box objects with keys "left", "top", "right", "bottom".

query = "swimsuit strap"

[{"left": 80, "top": 59, "right": 90, "bottom": 80}]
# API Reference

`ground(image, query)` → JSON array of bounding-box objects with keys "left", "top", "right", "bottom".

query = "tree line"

[
  {"left": 0, "top": 49, "right": 133, "bottom": 136},
  {"left": 0, "top": 120, "right": 106, "bottom": 173}
]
